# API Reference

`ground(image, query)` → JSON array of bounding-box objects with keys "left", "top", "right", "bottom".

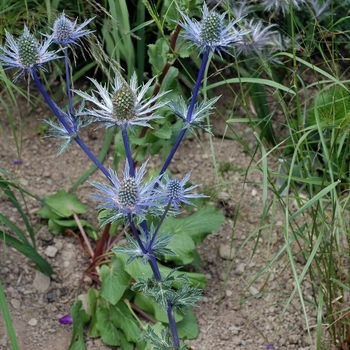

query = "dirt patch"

[{"left": 0, "top": 89, "right": 330, "bottom": 350}]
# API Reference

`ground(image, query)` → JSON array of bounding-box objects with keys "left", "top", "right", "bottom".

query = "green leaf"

[
  {"left": 100, "top": 256, "right": 130, "bottom": 305},
  {"left": 37, "top": 205, "right": 60, "bottom": 220},
  {"left": 177, "top": 308, "right": 199, "bottom": 339},
  {"left": 96, "top": 305, "right": 134, "bottom": 350},
  {"left": 116, "top": 253, "right": 207, "bottom": 289},
  {"left": 164, "top": 233, "right": 195, "bottom": 265},
  {"left": 87, "top": 288, "right": 100, "bottom": 338},
  {"left": 48, "top": 218, "right": 98, "bottom": 239},
  {"left": 68, "top": 300, "right": 90, "bottom": 350},
  {"left": 153, "top": 122, "right": 172, "bottom": 139},
  {"left": 42, "top": 189, "right": 87, "bottom": 218},
  {"left": 110, "top": 301, "right": 141, "bottom": 342},
  {"left": 161, "top": 205, "right": 225, "bottom": 244},
  {"left": 0, "top": 231, "right": 52, "bottom": 276},
  {"left": 148, "top": 39, "right": 168, "bottom": 75}
]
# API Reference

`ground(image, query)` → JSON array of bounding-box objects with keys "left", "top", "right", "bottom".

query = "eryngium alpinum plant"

[{"left": 0, "top": 4, "right": 248, "bottom": 349}]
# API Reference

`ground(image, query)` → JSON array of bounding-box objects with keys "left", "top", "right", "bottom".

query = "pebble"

[
  {"left": 32, "top": 270, "right": 51, "bottom": 293},
  {"left": 234, "top": 263, "right": 245, "bottom": 275},
  {"left": 10, "top": 298, "right": 21, "bottom": 309},
  {"left": 225, "top": 290, "right": 233, "bottom": 297},
  {"left": 28, "top": 318, "right": 38, "bottom": 326},
  {"left": 37, "top": 226, "right": 53, "bottom": 241},
  {"left": 219, "top": 244, "right": 234, "bottom": 260},
  {"left": 44, "top": 246, "right": 58, "bottom": 258},
  {"left": 249, "top": 286, "right": 261, "bottom": 297}
]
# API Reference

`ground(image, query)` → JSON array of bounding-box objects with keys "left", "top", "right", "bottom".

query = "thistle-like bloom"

[
  {"left": 177, "top": 3, "right": 250, "bottom": 56},
  {"left": 262, "top": 0, "right": 305, "bottom": 15},
  {"left": 50, "top": 11, "right": 94, "bottom": 46},
  {"left": 230, "top": 0, "right": 254, "bottom": 18},
  {"left": 157, "top": 172, "right": 207, "bottom": 211},
  {"left": 233, "top": 20, "right": 277, "bottom": 56},
  {"left": 0, "top": 25, "right": 60, "bottom": 81},
  {"left": 307, "top": 0, "right": 330, "bottom": 19},
  {"left": 90, "top": 160, "right": 161, "bottom": 223},
  {"left": 168, "top": 95, "right": 220, "bottom": 134},
  {"left": 74, "top": 72, "right": 168, "bottom": 130},
  {"left": 43, "top": 103, "right": 93, "bottom": 155}
]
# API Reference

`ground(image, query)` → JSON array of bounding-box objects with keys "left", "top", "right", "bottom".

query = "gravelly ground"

[{"left": 0, "top": 87, "right": 332, "bottom": 350}]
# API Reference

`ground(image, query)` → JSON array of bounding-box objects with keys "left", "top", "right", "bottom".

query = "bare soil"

[{"left": 0, "top": 85, "right": 328, "bottom": 350}]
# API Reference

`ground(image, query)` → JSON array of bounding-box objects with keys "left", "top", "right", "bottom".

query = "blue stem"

[
  {"left": 32, "top": 70, "right": 111, "bottom": 181},
  {"left": 148, "top": 200, "right": 171, "bottom": 250},
  {"left": 158, "top": 49, "right": 210, "bottom": 178},
  {"left": 167, "top": 300, "right": 180, "bottom": 348},
  {"left": 121, "top": 127, "right": 135, "bottom": 177},
  {"left": 128, "top": 214, "right": 146, "bottom": 253},
  {"left": 64, "top": 47, "right": 75, "bottom": 116}
]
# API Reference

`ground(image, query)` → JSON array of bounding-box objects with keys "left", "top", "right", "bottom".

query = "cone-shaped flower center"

[
  {"left": 119, "top": 178, "right": 139, "bottom": 208},
  {"left": 166, "top": 179, "right": 182, "bottom": 199},
  {"left": 200, "top": 12, "right": 222, "bottom": 45},
  {"left": 17, "top": 33, "right": 39, "bottom": 67},
  {"left": 54, "top": 17, "right": 74, "bottom": 42},
  {"left": 112, "top": 85, "right": 136, "bottom": 121}
]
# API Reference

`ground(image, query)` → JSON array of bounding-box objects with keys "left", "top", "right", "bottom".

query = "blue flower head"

[
  {"left": 74, "top": 72, "right": 169, "bottom": 130},
  {"left": 0, "top": 25, "right": 61, "bottom": 81},
  {"left": 51, "top": 11, "right": 95, "bottom": 46},
  {"left": 158, "top": 172, "right": 207, "bottom": 211},
  {"left": 177, "top": 3, "right": 250, "bottom": 57},
  {"left": 90, "top": 160, "right": 162, "bottom": 224},
  {"left": 262, "top": 0, "right": 304, "bottom": 15}
]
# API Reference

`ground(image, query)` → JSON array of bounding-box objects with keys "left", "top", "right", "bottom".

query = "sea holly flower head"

[
  {"left": 74, "top": 72, "right": 168, "bottom": 130},
  {"left": 169, "top": 95, "right": 220, "bottom": 134},
  {"left": 158, "top": 172, "right": 207, "bottom": 211},
  {"left": 262, "top": 0, "right": 305, "bottom": 15},
  {"left": 50, "top": 11, "right": 95, "bottom": 46},
  {"left": 233, "top": 20, "right": 277, "bottom": 56},
  {"left": 177, "top": 2, "right": 250, "bottom": 57},
  {"left": 90, "top": 160, "right": 162, "bottom": 224},
  {"left": 0, "top": 25, "right": 60, "bottom": 81},
  {"left": 43, "top": 102, "right": 93, "bottom": 155}
]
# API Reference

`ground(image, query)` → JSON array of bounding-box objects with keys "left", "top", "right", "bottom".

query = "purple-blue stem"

[
  {"left": 63, "top": 47, "right": 75, "bottom": 116},
  {"left": 148, "top": 200, "right": 171, "bottom": 250},
  {"left": 121, "top": 127, "right": 135, "bottom": 177},
  {"left": 32, "top": 70, "right": 111, "bottom": 181},
  {"left": 128, "top": 214, "right": 146, "bottom": 253},
  {"left": 158, "top": 49, "right": 210, "bottom": 179},
  {"left": 167, "top": 300, "right": 180, "bottom": 348}
]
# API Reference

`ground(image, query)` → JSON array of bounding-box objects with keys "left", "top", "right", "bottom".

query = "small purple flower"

[
  {"left": 157, "top": 172, "right": 207, "bottom": 211},
  {"left": 0, "top": 26, "right": 61, "bottom": 81},
  {"left": 50, "top": 11, "right": 95, "bottom": 46},
  {"left": 59, "top": 314, "right": 73, "bottom": 325},
  {"left": 177, "top": 3, "right": 250, "bottom": 57},
  {"left": 11, "top": 160, "right": 23, "bottom": 165}
]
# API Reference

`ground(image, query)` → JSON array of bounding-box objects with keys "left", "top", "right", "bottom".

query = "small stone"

[
  {"left": 219, "top": 244, "right": 234, "bottom": 260},
  {"left": 28, "top": 318, "right": 38, "bottom": 326},
  {"left": 249, "top": 286, "right": 261, "bottom": 297},
  {"left": 37, "top": 226, "right": 53, "bottom": 241},
  {"left": 32, "top": 270, "right": 51, "bottom": 293},
  {"left": 225, "top": 290, "right": 233, "bottom": 297},
  {"left": 55, "top": 241, "right": 63, "bottom": 251},
  {"left": 78, "top": 294, "right": 90, "bottom": 315},
  {"left": 44, "top": 246, "right": 58, "bottom": 258},
  {"left": 234, "top": 263, "right": 245, "bottom": 275},
  {"left": 10, "top": 298, "right": 21, "bottom": 309}
]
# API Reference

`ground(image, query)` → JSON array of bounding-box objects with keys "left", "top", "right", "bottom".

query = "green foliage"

[
  {"left": 37, "top": 189, "right": 98, "bottom": 239},
  {"left": 0, "top": 172, "right": 52, "bottom": 276},
  {"left": 68, "top": 300, "right": 90, "bottom": 350}
]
